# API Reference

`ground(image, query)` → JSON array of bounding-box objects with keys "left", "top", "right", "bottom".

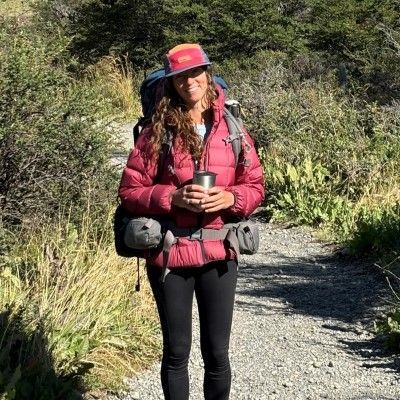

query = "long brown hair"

[{"left": 149, "top": 67, "right": 218, "bottom": 164}]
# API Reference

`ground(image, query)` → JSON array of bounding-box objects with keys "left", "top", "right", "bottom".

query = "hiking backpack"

[{"left": 114, "top": 69, "right": 254, "bottom": 259}]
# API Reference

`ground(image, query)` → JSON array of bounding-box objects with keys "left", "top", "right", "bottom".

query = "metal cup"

[{"left": 193, "top": 170, "right": 217, "bottom": 189}]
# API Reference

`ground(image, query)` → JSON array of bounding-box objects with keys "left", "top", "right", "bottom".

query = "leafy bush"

[
  {"left": 0, "top": 20, "right": 117, "bottom": 225},
  {"left": 303, "top": 1, "right": 400, "bottom": 102},
  {"left": 350, "top": 202, "right": 400, "bottom": 254},
  {"left": 261, "top": 153, "right": 352, "bottom": 229},
  {"left": 0, "top": 306, "right": 83, "bottom": 400},
  {"left": 374, "top": 253, "right": 400, "bottom": 352},
  {"left": 226, "top": 51, "right": 400, "bottom": 196},
  {"left": 38, "top": 0, "right": 292, "bottom": 67},
  {"left": 375, "top": 309, "right": 400, "bottom": 351},
  {"left": 219, "top": 51, "right": 400, "bottom": 252}
]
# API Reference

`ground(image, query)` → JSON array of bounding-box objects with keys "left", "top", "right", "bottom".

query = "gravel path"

[{"left": 108, "top": 213, "right": 400, "bottom": 400}]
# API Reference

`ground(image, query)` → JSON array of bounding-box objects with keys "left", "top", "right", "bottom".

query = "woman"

[{"left": 118, "top": 43, "right": 264, "bottom": 400}]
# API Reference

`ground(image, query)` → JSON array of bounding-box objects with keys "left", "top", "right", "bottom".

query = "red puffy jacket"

[{"left": 118, "top": 87, "right": 265, "bottom": 268}]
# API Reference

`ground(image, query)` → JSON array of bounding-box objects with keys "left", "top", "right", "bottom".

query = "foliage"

[
  {"left": 36, "top": 0, "right": 167, "bottom": 69},
  {"left": 0, "top": 307, "right": 82, "bottom": 400},
  {"left": 302, "top": 0, "right": 400, "bottom": 102},
  {"left": 227, "top": 51, "right": 400, "bottom": 199},
  {"left": 0, "top": 16, "right": 159, "bottom": 396},
  {"left": 0, "top": 0, "right": 31, "bottom": 17},
  {"left": 374, "top": 255, "right": 400, "bottom": 352},
  {"left": 30, "top": 0, "right": 300, "bottom": 67},
  {"left": 36, "top": 0, "right": 400, "bottom": 99},
  {"left": 375, "top": 308, "right": 400, "bottom": 351},
  {"left": 261, "top": 153, "right": 352, "bottom": 229},
  {"left": 350, "top": 201, "right": 400, "bottom": 254},
  {"left": 0, "top": 205, "right": 160, "bottom": 397},
  {"left": 0, "top": 20, "right": 117, "bottom": 225},
  {"left": 219, "top": 51, "right": 400, "bottom": 257}
]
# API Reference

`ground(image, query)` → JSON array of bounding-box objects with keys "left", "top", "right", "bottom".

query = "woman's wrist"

[{"left": 227, "top": 191, "right": 236, "bottom": 208}]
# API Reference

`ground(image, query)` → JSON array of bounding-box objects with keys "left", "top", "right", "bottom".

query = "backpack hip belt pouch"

[
  {"left": 223, "top": 219, "right": 259, "bottom": 255},
  {"left": 114, "top": 204, "right": 164, "bottom": 258},
  {"left": 124, "top": 217, "right": 163, "bottom": 250}
]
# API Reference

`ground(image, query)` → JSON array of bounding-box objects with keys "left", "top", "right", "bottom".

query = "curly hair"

[{"left": 149, "top": 68, "right": 217, "bottom": 164}]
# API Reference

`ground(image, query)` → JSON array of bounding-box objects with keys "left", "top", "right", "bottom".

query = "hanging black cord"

[{"left": 135, "top": 257, "right": 141, "bottom": 291}]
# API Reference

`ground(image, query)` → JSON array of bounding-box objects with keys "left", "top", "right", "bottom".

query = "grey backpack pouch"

[
  {"left": 225, "top": 220, "right": 259, "bottom": 255},
  {"left": 123, "top": 217, "right": 163, "bottom": 250}
]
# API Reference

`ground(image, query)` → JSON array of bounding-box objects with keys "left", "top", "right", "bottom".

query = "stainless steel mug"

[{"left": 193, "top": 170, "right": 217, "bottom": 189}]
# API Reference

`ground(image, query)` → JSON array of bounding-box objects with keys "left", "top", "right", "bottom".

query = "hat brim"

[{"left": 165, "top": 62, "right": 211, "bottom": 78}]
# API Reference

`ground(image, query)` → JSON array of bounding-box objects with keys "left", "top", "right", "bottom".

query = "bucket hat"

[{"left": 164, "top": 43, "right": 211, "bottom": 77}]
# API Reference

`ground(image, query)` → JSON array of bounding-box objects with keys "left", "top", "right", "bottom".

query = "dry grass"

[
  {"left": 86, "top": 55, "right": 142, "bottom": 122},
  {"left": 0, "top": 205, "right": 160, "bottom": 392},
  {"left": 0, "top": 0, "right": 31, "bottom": 17}
]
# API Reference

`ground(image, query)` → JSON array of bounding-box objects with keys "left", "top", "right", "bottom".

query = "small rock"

[{"left": 313, "top": 361, "right": 322, "bottom": 368}]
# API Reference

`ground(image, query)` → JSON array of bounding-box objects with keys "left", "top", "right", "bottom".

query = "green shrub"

[
  {"left": 219, "top": 52, "right": 400, "bottom": 252},
  {"left": 261, "top": 153, "right": 353, "bottom": 229},
  {"left": 226, "top": 52, "right": 398, "bottom": 193},
  {"left": 0, "top": 306, "right": 83, "bottom": 400},
  {"left": 0, "top": 20, "right": 117, "bottom": 226},
  {"left": 37, "top": 0, "right": 296, "bottom": 68},
  {"left": 36, "top": 0, "right": 400, "bottom": 99},
  {"left": 375, "top": 309, "right": 400, "bottom": 352},
  {"left": 350, "top": 202, "right": 400, "bottom": 253}
]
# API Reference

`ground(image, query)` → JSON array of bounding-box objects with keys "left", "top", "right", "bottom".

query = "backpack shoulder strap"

[
  {"left": 223, "top": 105, "right": 244, "bottom": 168},
  {"left": 155, "top": 129, "right": 173, "bottom": 182}
]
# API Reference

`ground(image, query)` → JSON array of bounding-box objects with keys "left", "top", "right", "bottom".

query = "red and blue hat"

[{"left": 164, "top": 43, "right": 211, "bottom": 77}]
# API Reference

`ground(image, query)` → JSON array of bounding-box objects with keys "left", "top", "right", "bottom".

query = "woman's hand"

[
  {"left": 199, "top": 187, "right": 235, "bottom": 213},
  {"left": 170, "top": 184, "right": 209, "bottom": 212}
]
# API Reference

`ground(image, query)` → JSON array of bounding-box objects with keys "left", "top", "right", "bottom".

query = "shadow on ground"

[
  {"left": 237, "top": 251, "right": 387, "bottom": 322},
  {"left": 236, "top": 246, "right": 399, "bottom": 373},
  {"left": 0, "top": 308, "right": 85, "bottom": 400}
]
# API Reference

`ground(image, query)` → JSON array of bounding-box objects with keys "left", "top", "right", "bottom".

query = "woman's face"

[{"left": 172, "top": 67, "right": 208, "bottom": 109}]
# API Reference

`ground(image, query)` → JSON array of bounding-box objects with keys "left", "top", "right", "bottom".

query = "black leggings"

[{"left": 147, "top": 260, "right": 238, "bottom": 400}]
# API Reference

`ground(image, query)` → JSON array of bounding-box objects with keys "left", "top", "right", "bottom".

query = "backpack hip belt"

[{"left": 161, "top": 226, "right": 240, "bottom": 282}]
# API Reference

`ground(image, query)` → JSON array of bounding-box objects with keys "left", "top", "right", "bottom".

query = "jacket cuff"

[{"left": 225, "top": 187, "right": 244, "bottom": 216}]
